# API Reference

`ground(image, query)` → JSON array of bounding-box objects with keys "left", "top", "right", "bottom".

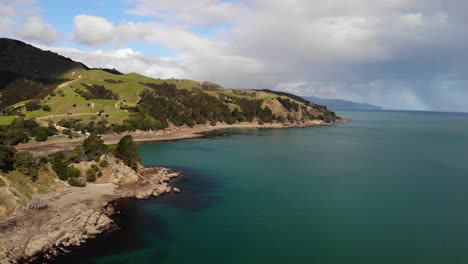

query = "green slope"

[{"left": 0, "top": 38, "right": 339, "bottom": 130}]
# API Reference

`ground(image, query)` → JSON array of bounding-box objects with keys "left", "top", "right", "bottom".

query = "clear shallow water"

[{"left": 52, "top": 111, "right": 468, "bottom": 264}]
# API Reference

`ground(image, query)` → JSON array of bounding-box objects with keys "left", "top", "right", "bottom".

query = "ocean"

[{"left": 51, "top": 111, "right": 468, "bottom": 264}]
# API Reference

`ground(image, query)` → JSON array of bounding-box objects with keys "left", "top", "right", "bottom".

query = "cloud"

[
  {"left": 73, "top": 15, "right": 115, "bottom": 45},
  {"left": 16, "top": 16, "right": 58, "bottom": 44},
  {"left": 38, "top": 45, "right": 186, "bottom": 79},
  {"left": 66, "top": 0, "right": 468, "bottom": 111},
  {"left": 126, "top": 0, "right": 246, "bottom": 26},
  {"left": 1, "top": 0, "right": 59, "bottom": 43}
]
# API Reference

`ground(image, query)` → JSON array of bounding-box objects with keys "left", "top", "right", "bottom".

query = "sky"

[{"left": 1, "top": 0, "right": 467, "bottom": 112}]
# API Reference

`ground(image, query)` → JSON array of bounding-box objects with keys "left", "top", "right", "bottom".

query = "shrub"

[
  {"left": 99, "top": 159, "right": 108, "bottom": 168},
  {"left": 13, "top": 151, "right": 39, "bottom": 180},
  {"left": 67, "top": 166, "right": 81, "bottom": 178},
  {"left": 68, "top": 177, "right": 85, "bottom": 187},
  {"left": 42, "top": 105, "right": 51, "bottom": 112},
  {"left": 86, "top": 168, "right": 96, "bottom": 182},
  {"left": 91, "top": 164, "right": 99, "bottom": 172},
  {"left": 25, "top": 100, "right": 42, "bottom": 111}
]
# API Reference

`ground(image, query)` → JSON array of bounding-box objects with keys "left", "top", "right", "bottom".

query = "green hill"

[{"left": 0, "top": 38, "right": 339, "bottom": 132}]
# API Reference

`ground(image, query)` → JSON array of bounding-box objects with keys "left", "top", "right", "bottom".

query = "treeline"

[
  {"left": 109, "top": 82, "right": 290, "bottom": 131},
  {"left": 0, "top": 118, "right": 57, "bottom": 145}
]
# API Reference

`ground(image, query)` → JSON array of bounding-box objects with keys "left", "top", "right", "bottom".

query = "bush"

[
  {"left": 68, "top": 177, "right": 85, "bottom": 187},
  {"left": 25, "top": 100, "right": 42, "bottom": 111},
  {"left": 67, "top": 166, "right": 81, "bottom": 178},
  {"left": 99, "top": 159, "right": 108, "bottom": 168},
  {"left": 69, "top": 145, "right": 85, "bottom": 163},
  {"left": 86, "top": 168, "right": 96, "bottom": 182},
  {"left": 91, "top": 164, "right": 99, "bottom": 172},
  {"left": 13, "top": 151, "right": 39, "bottom": 180},
  {"left": 42, "top": 105, "right": 51, "bottom": 112}
]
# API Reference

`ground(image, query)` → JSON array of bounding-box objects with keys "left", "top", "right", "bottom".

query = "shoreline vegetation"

[{"left": 16, "top": 119, "right": 345, "bottom": 157}]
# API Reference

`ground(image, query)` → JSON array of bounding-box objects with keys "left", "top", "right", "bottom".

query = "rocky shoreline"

[{"left": 0, "top": 167, "right": 180, "bottom": 264}]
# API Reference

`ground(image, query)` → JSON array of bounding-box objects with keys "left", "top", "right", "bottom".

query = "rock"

[
  {"left": 0, "top": 166, "right": 180, "bottom": 263},
  {"left": 173, "top": 188, "right": 181, "bottom": 193}
]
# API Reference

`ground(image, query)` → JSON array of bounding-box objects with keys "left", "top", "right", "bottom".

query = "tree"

[
  {"left": 13, "top": 151, "right": 39, "bottom": 180},
  {"left": 82, "top": 133, "right": 105, "bottom": 161},
  {"left": 69, "top": 145, "right": 86, "bottom": 163},
  {"left": 115, "top": 135, "right": 140, "bottom": 170},
  {"left": 0, "top": 145, "right": 15, "bottom": 172},
  {"left": 25, "top": 100, "right": 42, "bottom": 111},
  {"left": 42, "top": 105, "right": 51, "bottom": 112},
  {"left": 51, "top": 154, "right": 69, "bottom": 180}
]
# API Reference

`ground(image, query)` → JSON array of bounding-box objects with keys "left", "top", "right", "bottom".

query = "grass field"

[{"left": 0, "top": 116, "right": 17, "bottom": 125}]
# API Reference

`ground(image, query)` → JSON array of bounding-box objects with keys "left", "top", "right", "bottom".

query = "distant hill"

[{"left": 303, "top": 96, "right": 383, "bottom": 111}]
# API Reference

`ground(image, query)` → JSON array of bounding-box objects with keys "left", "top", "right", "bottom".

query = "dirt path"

[{"left": 37, "top": 113, "right": 96, "bottom": 120}]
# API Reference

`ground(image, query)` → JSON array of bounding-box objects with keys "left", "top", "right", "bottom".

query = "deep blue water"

[{"left": 52, "top": 111, "right": 468, "bottom": 263}]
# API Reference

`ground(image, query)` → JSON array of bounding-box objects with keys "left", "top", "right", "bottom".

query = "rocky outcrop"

[
  {"left": 99, "top": 155, "right": 141, "bottom": 185},
  {"left": 0, "top": 166, "right": 180, "bottom": 264},
  {"left": 0, "top": 200, "right": 113, "bottom": 264},
  {"left": 115, "top": 167, "right": 179, "bottom": 199}
]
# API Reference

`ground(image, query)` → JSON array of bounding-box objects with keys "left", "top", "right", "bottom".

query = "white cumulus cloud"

[{"left": 16, "top": 16, "right": 58, "bottom": 44}]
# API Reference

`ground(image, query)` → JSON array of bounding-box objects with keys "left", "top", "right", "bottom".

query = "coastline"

[
  {"left": 16, "top": 120, "right": 346, "bottom": 156},
  {"left": 1, "top": 119, "right": 346, "bottom": 263},
  {"left": 0, "top": 167, "right": 180, "bottom": 264}
]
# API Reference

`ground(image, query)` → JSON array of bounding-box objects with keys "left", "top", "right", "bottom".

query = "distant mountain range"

[{"left": 303, "top": 96, "right": 383, "bottom": 111}]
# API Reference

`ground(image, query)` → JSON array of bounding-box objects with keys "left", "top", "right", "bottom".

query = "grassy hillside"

[{"left": 0, "top": 38, "right": 339, "bottom": 132}]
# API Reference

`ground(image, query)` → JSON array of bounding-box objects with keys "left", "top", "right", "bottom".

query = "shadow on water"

[
  {"left": 35, "top": 168, "right": 225, "bottom": 264},
  {"left": 199, "top": 128, "right": 267, "bottom": 139},
  {"left": 153, "top": 167, "right": 225, "bottom": 212}
]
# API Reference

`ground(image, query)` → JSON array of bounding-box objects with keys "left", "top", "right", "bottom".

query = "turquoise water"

[{"left": 54, "top": 111, "right": 468, "bottom": 263}]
